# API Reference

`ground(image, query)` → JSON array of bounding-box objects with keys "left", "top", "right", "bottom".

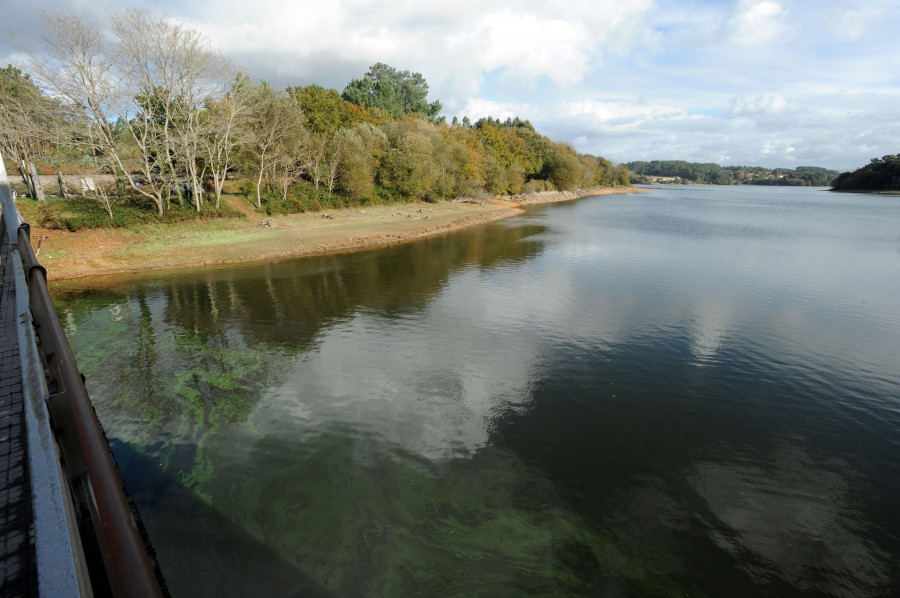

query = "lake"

[{"left": 54, "top": 185, "right": 900, "bottom": 597}]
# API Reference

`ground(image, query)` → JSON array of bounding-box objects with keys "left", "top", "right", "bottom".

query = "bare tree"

[
  {"left": 111, "top": 9, "right": 227, "bottom": 213},
  {"left": 323, "top": 132, "right": 349, "bottom": 195},
  {"left": 0, "top": 65, "right": 57, "bottom": 199},
  {"left": 271, "top": 119, "right": 310, "bottom": 204},
  {"left": 202, "top": 73, "right": 254, "bottom": 208},
  {"left": 26, "top": 9, "right": 230, "bottom": 216},
  {"left": 304, "top": 136, "right": 327, "bottom": 190},
  {"left": 271, "top": 145, "right": 304, "bottom": 204},
  {"left": 244, "top": 85, "right": 306, "bottom": 207},
  {"left": 26, "top": 11, "right": 168, "bottom": 215}
]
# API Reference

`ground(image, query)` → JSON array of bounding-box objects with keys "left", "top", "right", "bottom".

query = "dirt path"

[
  {"left": 31, "top": 187, "right": 642, "bottom": 281},
  {"left": 223, "top": 195, "right": 258, "bottom": 218}
]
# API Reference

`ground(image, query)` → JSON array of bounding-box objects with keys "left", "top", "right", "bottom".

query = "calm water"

[{"left": 54, "top": 186, "right": 900, "bottom": 597}]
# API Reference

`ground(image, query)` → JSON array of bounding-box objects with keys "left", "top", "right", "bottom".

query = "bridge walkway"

[{"left": 0, "top": 221, "right": 37, "bottom": 596}]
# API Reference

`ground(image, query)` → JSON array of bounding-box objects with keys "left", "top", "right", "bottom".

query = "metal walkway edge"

[
  {"left": 1, "top": 155, "right": 166, "bottom": 597},
  {"left": 1, "top": 212, "right": 39, "bottom": 596}
]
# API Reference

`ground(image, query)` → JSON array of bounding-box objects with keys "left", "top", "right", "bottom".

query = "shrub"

[{"left": 546, "top": 152, "right": 581, "bottom": 191}]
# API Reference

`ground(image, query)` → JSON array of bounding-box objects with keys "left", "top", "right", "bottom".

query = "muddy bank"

[{"left": 508, "top": 186, "right": 638, "bottom": 205}]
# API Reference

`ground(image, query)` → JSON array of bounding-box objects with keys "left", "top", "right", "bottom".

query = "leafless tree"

[
  {"left": 244, "top": 85, "right": 307, "bottom": 207},
  {"left": 202, "top": 73, "right": 254, "bottom": 208},
  {"left": 111, "top": 9, "right": 227, "bottom": 213},
  {"left": 25, "top": 11, "right": 167, "bottom": 214},
  {"left": 0, "top": 66, "right": 56, "bottom": 199},
  {"left": 26, "top": 9, "right": 230, "bottom": 216},
  {"left": 304, "top": 136, "right": 327, "bottom": 190},
  {"left": 324, "top": 132, "right": 350, "bottom": 194}
]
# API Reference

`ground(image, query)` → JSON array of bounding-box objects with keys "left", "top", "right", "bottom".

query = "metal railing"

[{"left": 1, "top": 155, "right": 165, "bottom": 598}]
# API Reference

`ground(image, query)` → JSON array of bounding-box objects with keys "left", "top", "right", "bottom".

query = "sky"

[{"left": 2, "top": 0, "right": 898, "bottom": 171}]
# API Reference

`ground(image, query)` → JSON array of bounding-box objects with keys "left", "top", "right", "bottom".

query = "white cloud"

[
  {"left": 729, "top": 93, "right": 792, "bottom": 117},
  {"left": 820, "top": 0, "right": 893, "bottom": 41},
  {"left": 557, "top": 100, "right": 692, "bottom": 130},
  {"left": 448, "top": 12, "right": 593, "bottom": 88},
  {"left": 174, "top": 0, "right": 654, "bottom": 97},
  {"left": 728, "top": 0, "right": 792, "bottom": 45},
  {"left": 457, "top": 98, "right": 540, "bottom": 122}
]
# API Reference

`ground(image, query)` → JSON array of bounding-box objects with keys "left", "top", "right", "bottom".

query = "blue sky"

[{"left": 2, "top": 0, "right": 898, "bottom": 171}]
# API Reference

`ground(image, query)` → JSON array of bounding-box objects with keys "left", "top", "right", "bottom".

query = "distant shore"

[{"left": 34, "top": 186, "right": 642, "bottom": 282}]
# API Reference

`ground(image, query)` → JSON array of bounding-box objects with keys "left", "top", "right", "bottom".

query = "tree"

[
  {"left": 288, "top": 85, "right": 352, "bottom": 137},
  {"left": 0, "top": 65, "right": 58, "bottom": 199},
  {"left": 27, "top": 9, "right": 230, "bottom": 216},
  {"left": 111, "top": 9, "right": 227, "bottom": 212},
  {"left": 506, "top": 163, "right": 525, "bottom": 194},
  {"left": 26, "top": 12, "right": 145, "bottom": 209},
  {"left": 336, "top": 123, "right": 385, "bottom": 200},
  {"left": 832, "top": 154, "right": 900, "bottom": 191},
  {"left": 322, "top": 133, "right": 351, "bottom": 195},
  {"left": 341, "top": 63, "right": 442, "bottom": 120},
  {"left": 303, "top": 136, "right": 326, "bottom": 191},
  {"left": 546, "top": 147, "right": 582, "bottom": 191},
  {"left": 243, "top": 83, "right": 307, "bottom": 206},
  {"left": 473, "top": 121, "right": 528, "bottom": 169},
  {"left": 202, "top": 73, "right": 254, "bottom": 207},
  {"left": 380, "top": 120, "right": 440, "bottom": 199},
  {"left": 627, "top": 160, "right": 836, "bottom": 187},
  {"left": 272, "top": 120, "right": 309, "bottom": 203}
]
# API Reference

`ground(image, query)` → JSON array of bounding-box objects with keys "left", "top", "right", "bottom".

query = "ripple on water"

[{"left": 688, "top": 444, "right": 894, "bottom": 597}]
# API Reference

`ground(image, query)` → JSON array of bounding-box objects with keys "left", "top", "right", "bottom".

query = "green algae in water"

[
  {"left": 56, "top": 291, "right": 296, "bottom": 506},
  {"left": 176, "top": 430, "right": 705, "bottom": 598},
  {"left": 55, "top": 282, "right": 705, "bottom": 597}
]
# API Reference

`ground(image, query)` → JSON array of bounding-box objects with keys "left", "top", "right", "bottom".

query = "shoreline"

[
  {"left": 33, "top": 186, "right": 642, "bottom": 283},
  {"left": 828, "top": 188, "right": 900, "bottom": 194}
]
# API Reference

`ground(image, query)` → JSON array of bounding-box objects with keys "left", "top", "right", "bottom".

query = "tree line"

[
  {"left": 627, "top": 160, "right": 837, "bottom": 186},
  {"left": 831, "top": 155, "right": 900, "bottom": 192},
  {"left": 0, "top": 9, "right": 630, "bottom": 220}
]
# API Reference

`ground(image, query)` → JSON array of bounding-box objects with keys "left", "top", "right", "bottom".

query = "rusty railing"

[{"left": 1, "top": 155, "right": 165, "bottom": 597}]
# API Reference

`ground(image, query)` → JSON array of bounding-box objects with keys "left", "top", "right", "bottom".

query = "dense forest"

[
  {"left": 627, "top": 160, "right": 836, "bottom": 186},
  {"left": 0, "top": 9, "right": 629, "bottom": 225},
  {"left": 831, "top": 155, "right": 900, "bottom": 192}
]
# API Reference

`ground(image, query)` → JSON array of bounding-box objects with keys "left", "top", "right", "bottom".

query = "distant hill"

[
  {"left": 626, "top": 160, "right": 837, "bottom": 186},
  {"left": 831, "top": 155, "right": 900, "bottom": 192}
]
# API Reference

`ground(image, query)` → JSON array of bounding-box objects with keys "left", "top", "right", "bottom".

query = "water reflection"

[{"left": 56, "top": 221, "right": 546, "bottom": 437}]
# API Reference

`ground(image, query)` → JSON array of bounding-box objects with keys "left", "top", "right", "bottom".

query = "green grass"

[{"left": 16, "top": 194, "right": 244, "bottom": 231}]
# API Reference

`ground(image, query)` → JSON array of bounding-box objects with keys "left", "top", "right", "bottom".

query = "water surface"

[{"left": 55, "top": 186, "right": 900, "bottom": 597}]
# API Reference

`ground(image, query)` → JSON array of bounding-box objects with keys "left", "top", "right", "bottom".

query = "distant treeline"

[
  {"left": 0, "top": 9, "right": 630, "bottom": 223},
  {"left": 627, "top": 160, "right": 837, "bottom": 186},
  {"left": 831, "top": 155, "right": 900, "bottom": 192}
]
